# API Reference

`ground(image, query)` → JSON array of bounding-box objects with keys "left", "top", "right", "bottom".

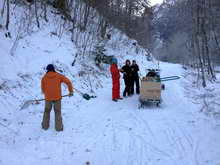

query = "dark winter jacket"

[
  {"left": 131, "top": 64, "right": 139, "bottom": 78},
  {"left": 121, "top": 65, "right": 132, "bottom": 79}
]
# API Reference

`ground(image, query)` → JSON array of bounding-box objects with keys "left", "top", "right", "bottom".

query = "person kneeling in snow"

[
  {"left": 41, "top": 64, "right": 73, "bottom": 131},
  {"left": 110, "top": 58, "right": 123, "bottom": 102}
]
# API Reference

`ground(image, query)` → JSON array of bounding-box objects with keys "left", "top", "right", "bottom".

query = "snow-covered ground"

[
  {"left": 1, "top": 60, "right": 220, "bottom": 165},
  {"left": 0, "top": 4, "right": 220, "bottom": 165}
]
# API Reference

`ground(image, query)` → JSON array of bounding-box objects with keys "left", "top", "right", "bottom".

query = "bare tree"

[
  {"left": 5, "top": 0, "right": 10, "bottom": 30},
  {"left": 34, "top": 0, "right": 40, "bottom": 28}
]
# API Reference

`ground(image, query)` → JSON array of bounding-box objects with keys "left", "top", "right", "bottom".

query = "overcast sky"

[{"left": 150, "top": 0, "right": 163, "bottom": 5}]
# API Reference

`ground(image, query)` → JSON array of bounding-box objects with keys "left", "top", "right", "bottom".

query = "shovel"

[
  {"left": 20, "top": 89, "right": 96, "bottom": 110},
  {"left": 20, "top": 94, "right": 69, "bottom": 110},
  {"left": 74, "top": 88, "right": 97, "bottom": 100},
  {"left": 160, "top": 76, "right": 180, "bottom": 82}
]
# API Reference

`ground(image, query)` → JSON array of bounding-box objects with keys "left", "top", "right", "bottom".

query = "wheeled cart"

[{"left": 139, "top": 76, "right": 162, "bottom": 108}]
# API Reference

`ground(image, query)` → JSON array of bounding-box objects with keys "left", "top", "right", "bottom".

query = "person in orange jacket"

[
  {"left": 41, "top": 64, "right": 73, "bottom": 131},
  {"left": 110, "top": 58, "right": 122, "bottom": 102}
]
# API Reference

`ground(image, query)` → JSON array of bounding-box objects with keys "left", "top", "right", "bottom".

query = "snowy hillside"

[{"left": 1, "top": 2, "right": 220, "bottom": 165}]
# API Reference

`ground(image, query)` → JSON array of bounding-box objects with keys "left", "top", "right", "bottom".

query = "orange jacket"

[{"left": 41, "top": 72, "right": 73, "bottom": 101}]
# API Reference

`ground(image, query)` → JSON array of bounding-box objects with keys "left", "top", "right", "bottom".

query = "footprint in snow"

[
  {"left": 85, "top": 149, "right": 91, "bottom": 153},
  {"left": 85, "top": 161, "right": 90, "bottom": 165}
]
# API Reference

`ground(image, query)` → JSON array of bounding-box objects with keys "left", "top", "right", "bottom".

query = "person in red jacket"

[{"left": 110, "top": 58, "right": 122, "bottom": 102}]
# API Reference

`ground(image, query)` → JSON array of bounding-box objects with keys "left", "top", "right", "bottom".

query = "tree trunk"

[
  {"left": 34, "top": 0, "right": 40, "bottom": 28},
  {"left": 194, "top": 0, "right": 206, "bottom": 87},
  {"left": 1, "top": 0, "right": 6, "bottom": 18},
  {"left": 5, "top": 0, "right": 9, "bottom": 30},
  {"left": 83, "top": 4, "right": 90, "bottom": 31},
  {"left": 195, "top": 35, "right": 206, "bottom": 87},
  {"left": 42, "top": 0, "right": 48, "bottom": 22}
]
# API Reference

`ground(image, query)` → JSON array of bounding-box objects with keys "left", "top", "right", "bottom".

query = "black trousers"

[
  {"left": 131, "top": 76, "right": 140, "bottom": 94},
  {"left": 123, "top": 78, "right": 132, "bottom": 97}
]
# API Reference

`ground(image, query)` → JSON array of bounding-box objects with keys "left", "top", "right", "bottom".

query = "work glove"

[{"left": 69, "top": 92, "right": 73, "bottom": 97}]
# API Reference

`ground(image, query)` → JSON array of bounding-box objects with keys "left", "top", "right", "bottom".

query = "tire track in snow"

[
  {"left": 115, "top": 109, "right": 172, "bottom": 164},
  {"left": 131, "top": 110, "right": 157, "bottom": 141},
  {"left": 71, "top": 101, "right": 129, "bottom": 164},
  {"left": 162, "top": 119, "right": 198, "bottom": 165}
]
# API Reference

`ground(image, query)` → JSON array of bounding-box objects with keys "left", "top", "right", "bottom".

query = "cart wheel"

[
  {"left": 138, "top": 105, "right": 141, "bottom": 109},
  {"left": 161, "top": 84, "right": 165, "bottom": 90},
  {"left": 156, "top": 100, "right": 161, "bottom": 107},
  {"left": 138, "top": 101, "right": 145, "bottom": 109},
  {"left": 138, "top": 103, "right": 143, "bottom": 109}
]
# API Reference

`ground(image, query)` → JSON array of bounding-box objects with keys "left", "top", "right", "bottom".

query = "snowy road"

[{"left": 0, "top": 63, "right": 220, "bottom": 165}]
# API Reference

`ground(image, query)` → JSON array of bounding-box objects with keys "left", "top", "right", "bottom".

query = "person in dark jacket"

[
  {"left": 110, "top": 58, "right": 122, "bottom": 102},
  {"left": 121, "top": 60, "right": 132, "bottom": 97},
  {"left": 131, "top": 60, "right": 140, "bottom": 94}
]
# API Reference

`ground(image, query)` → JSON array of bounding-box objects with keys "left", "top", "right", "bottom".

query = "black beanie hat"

[{"left": 46, "top": 64, "right": 55, "bottom": 72}]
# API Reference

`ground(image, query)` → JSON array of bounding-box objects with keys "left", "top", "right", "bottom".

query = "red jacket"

[{"left": 110, "top": 64, "right": 120, "bottom": 80}]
